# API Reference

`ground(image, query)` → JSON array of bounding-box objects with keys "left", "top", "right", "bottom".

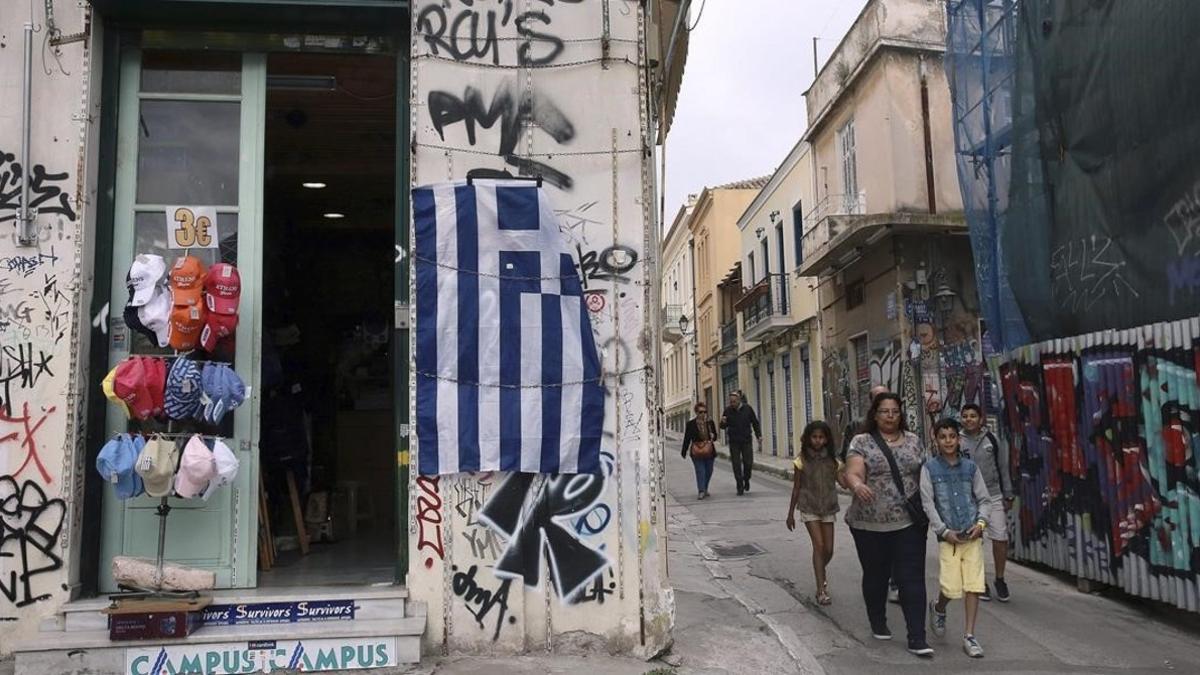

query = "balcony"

[
  {"left": 662, "top": 304, "right": 685, "bottom": 344},
  {"left": 720, "top": 319, "right": 738, "bottom": 353},
  {"left": 736, "top": 274, "right": 792, "bottom": 343},
  {"left": 797, "top": 192, "right": 967, "bottom": 277}
]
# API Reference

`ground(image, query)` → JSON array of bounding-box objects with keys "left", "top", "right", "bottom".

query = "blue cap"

[
  {"left": 96, "top": 433, "right": 144, "bottom": 500},
  {"left": 200, "top": 363, "right": 246, "bottom": 425},
  {"left": 164, "top": 358, "right": 203, "bottom": 420}
]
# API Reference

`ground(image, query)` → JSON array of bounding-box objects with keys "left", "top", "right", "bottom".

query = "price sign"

[{"left": 165, "top": 206, "right": 220, "bottom": 249}]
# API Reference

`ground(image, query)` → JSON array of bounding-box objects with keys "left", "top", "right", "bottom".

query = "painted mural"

[
  {"left": 409, "top": 0, "right": 669, "bottom": 654},
  {"left": 997, "top": 318, "right": 1200, "bottom": 611}
]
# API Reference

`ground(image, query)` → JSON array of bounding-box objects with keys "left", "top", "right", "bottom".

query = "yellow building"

[{"left": 684, "top": 178, "right": 769, "bottom": 412}]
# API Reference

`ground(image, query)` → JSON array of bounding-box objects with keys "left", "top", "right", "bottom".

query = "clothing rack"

[{"left": 110, "top": 350, "right": 230, "bottom": 602}]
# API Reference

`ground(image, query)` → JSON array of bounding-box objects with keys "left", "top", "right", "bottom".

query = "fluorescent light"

[
  {"left": 303, "top": 182, "right": 327, "bottom": 189},
  {"left": 267, "top": 75, "right": 337, "bottom": 91},
  {"left": 323, "top": 213, "right": 345, "bottom": 219}
]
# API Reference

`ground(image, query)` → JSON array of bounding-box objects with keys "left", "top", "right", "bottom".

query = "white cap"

[
  {"left": 127, "top": 254, "right": 167, "bottom": 307},
  {"left": 138, "top": 286, "right": 172, "bottom": 348},
  {"left": 201, "top": 438, "right": 240, "bottom": 501}
]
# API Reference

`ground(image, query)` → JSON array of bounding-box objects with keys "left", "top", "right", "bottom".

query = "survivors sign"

[
  {"left": 126, "top": 637, "right": 397, "bottom": 674},
  {"left": 201, "top": 599, "right": 356, "bottom": 625}
]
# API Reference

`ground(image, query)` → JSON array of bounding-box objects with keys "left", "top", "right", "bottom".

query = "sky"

[{"left": 662, "top": 0, "right": 868, "bottom": 224}]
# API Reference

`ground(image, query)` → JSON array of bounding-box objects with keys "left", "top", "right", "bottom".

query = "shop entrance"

[
  {"left": 256, "top": 53, "right": 397, "bottom": 587},
  {"left": 96, "top": 38, "right": 405, "bottom": 595}
]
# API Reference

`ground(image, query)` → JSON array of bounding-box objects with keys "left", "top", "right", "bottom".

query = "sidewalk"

[{"left": 666, "top": 431, "right": 794, "bottom": 482}]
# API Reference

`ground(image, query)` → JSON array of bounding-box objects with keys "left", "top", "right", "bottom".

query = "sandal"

[{"left": 816, "top": 583, "right": 832, "bottom": 606}]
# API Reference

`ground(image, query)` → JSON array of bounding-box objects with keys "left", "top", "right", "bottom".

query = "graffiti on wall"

[
  {"left": 477, "top": 471, "right": 610, "bottom": 600},
  {"left": 416, "top": 0, "right": 585, "bottom": 67},
  {"left": 416, "top": 475, "right": 445, "bottom": 568},
  {"left": 0, "top": 477, "right": 65, "bottom": 609},
  {"left": 998, "top": 329, "right": 1200, "bottom": 608},
  {"left": 427, "top": 79, "right": 576, "bottom": 190},
  {"left": 0, "top": 150, "right": 76, "bottom": 226}
]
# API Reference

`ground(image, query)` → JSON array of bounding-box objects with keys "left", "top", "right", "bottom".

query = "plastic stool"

[{"left": 335, "top": 480, "right": 374, "bottom": 536}]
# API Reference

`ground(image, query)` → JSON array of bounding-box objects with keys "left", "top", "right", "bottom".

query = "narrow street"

[{"left": 663, "top": 436, "right": 1200, "bottom": 674}]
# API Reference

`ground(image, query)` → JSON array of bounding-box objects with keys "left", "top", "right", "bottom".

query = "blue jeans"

[{"left": 692, "top": 455, "right": 715, "bottom": 493}]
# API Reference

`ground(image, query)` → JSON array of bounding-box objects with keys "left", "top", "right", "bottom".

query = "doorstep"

[{"left": 15, "top": 584, "right": 424, "bottom": 674}]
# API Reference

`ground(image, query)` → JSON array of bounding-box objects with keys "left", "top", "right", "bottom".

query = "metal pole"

[
  {"left": 19, "top": 15, "right": 35, "bottom": 246},
  {"left": 812, "top": 37, "right": 819, "bottom": 78}
]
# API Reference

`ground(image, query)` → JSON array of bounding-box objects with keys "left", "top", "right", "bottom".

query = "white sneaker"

[{"left": 963, "top": 634, "right": 984, "bottom": 658}]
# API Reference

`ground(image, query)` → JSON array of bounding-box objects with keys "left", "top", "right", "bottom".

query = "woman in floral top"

[{"left": 842, "top": 393, "right": 933, "bottom": 657}]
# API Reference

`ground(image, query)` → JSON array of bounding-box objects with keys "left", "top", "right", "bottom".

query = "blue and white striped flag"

[{"left": 414, "top": 180, "right": 606, "bottom": 475}]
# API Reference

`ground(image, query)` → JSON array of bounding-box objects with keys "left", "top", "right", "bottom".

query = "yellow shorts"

[{"left": 938, "top": 538, "right": 986, "bottom": 599}]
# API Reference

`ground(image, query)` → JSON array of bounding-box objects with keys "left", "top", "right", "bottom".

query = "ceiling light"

[
  {"left": 303, "top": 182, "right": 327, "bottom": 189},
  {"left": 323, "top": 213, "right": 345, "bottom": 219}
]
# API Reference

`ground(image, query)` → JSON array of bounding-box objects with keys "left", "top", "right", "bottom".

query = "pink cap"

[{"left": 174, "top": 435, "right": 216, "bottom": 499}]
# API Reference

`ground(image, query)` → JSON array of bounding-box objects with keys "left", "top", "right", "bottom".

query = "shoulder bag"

[
  {"left": 690, "top": 421, "right": 716, "bottom": 459},
  {"left": 870, "top": 431, "right": 928, "bottom": 528}
]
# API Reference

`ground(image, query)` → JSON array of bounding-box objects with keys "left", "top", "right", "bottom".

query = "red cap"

[
  {"left": 113, "top": 358, "right": 154, "bottom": 420},
  {"left": 170, "top": 256, "right": 207, "bottom": 307},
  {"left": 204, "top": 263, "right": 241, "bottom": 315},
  {"left": 200, "top": 312, "right": 239, "bottom": 353},
  {"left": 141, "top": 357, "right": 167, "bottom": 417}
]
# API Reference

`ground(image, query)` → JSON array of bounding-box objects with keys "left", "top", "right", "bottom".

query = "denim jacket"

[{"left": 919, "top": 454, "right": 991, "bottom": 538}]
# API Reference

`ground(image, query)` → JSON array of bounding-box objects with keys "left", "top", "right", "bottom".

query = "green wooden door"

[{"left": 100, "top": 48, "right": 265, "bottom": 591}]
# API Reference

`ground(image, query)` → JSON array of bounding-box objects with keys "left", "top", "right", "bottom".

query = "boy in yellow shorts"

[{"left": 920, "top": 418, "right": 991, "bottom": 658}]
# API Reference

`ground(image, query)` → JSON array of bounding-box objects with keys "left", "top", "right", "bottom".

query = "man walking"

[
  {"left": 959, "top": 403, "right": 1014, "bottom": 602},
  {"left": 720, "top": 391, "right": 761, "bottom": 495}
]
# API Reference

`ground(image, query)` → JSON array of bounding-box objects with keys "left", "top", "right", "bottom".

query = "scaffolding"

[{"left": 945, "top": 0, "right": 1030, "bottom": 352}]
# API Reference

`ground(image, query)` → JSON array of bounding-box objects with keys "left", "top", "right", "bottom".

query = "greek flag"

[{"left": 414, "top": 180, "right": 606, "bottom": 475}]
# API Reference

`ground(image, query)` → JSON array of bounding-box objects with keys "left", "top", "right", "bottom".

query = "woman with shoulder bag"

[
  {"left": 842, "top": 393, "right": 934, "bottom": 657},
  {"left": 681, "top": 401, "right": 718, "bottom": 500}
]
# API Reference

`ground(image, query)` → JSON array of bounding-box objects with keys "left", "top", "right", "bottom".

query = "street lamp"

[
  {"left": 677, "top": 314, "right": 701, "bottom": 409},
  {"left": 933, "top": 283, "right": 957, "bottom": 318}
]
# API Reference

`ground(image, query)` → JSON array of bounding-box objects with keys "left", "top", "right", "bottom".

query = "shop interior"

[{"left": 257, "top": 52, "right": 397, "bottom": 586}]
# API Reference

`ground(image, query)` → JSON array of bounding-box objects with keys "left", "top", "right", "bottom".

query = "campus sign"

[{"left": 125, "top": 637, "right": 397, "bottom": 674}]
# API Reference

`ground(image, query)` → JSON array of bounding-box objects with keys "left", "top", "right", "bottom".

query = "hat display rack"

[{"left": 104, "top": 249, "right": 245, "bottom": 601}]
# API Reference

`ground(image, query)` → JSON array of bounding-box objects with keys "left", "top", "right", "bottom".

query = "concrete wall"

[
  {"left": 409, "top": 0, "right": 671, "bottom": 656},
  {"left": 818, "top": 234, "right": 982, "bottom": 442},
  {"left": 805, "top": 0, "right": 947, "bottom": 131},
  {"left": 0, "top": 1, "right": 99, "bottom": 653},
  {"left": 809, "top": 52, "right": 962, "bottom": 218}
]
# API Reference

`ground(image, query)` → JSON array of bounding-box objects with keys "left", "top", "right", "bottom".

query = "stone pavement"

[{"left": 663, "top": 439, "right": 1200, "bottom": 673}]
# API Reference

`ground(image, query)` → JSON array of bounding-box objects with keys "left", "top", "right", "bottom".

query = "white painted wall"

[
  {"left": 0, "top": 0, "right": 99, "bottom": 654},
  {"left": 408, "top": 0, "right": 671, "bottom": 656}
]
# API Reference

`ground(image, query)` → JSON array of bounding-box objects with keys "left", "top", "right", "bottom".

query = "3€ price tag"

[{"left": 166, "top": 206, "right": 220, "bottom": 249}]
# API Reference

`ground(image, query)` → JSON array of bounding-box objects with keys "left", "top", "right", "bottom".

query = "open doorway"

[{"left": 257, "top": 52, "right": 396, "bottom": 586}]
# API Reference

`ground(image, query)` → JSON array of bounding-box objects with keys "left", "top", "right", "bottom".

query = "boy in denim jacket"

[{"left": 920, "top": 418, "right": 991, "bottom": 658}]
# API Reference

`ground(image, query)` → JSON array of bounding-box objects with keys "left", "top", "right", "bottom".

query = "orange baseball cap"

[
  {"left": 168, "top": 304, "right": 206, "bottom": 351},
  {"left": 170, "top": 256, "right": 207, "bottom": 307}
]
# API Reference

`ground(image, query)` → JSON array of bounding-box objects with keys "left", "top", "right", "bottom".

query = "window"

[
  {"left": 767, "top": 360, "right": 779, "bottom": 456},
  {"left": 846, "top": 278, "right": 865, "bottom": 310},
  {"left": 838, "top": 117, "right": 858, "bottom": 212},
  {"left": 760, "top": 238, "right": 770, "bottom": 277},
  {"left": 752, "top": 365, "right": 762, "bottom": 416},
  {"left": 792, "top": 201, "right": 804, "bottom": 267},
  {"left": 775, "top": 223, "right": 787, "bottom": 314},
  {"left": 851, "top": 334, "right": 870, "bottom": 418},
  {"left": 801, "top": 350, "right": 814, "bottom": 424},
  {"left": 721, "top": 361, "right": 739, "bottom": 409},
  {"left": 781, "top": 354, "right": 794, "bottom": 457},
  {"left": 747, "top": 252, "right": 756, "bottom": 285}
]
